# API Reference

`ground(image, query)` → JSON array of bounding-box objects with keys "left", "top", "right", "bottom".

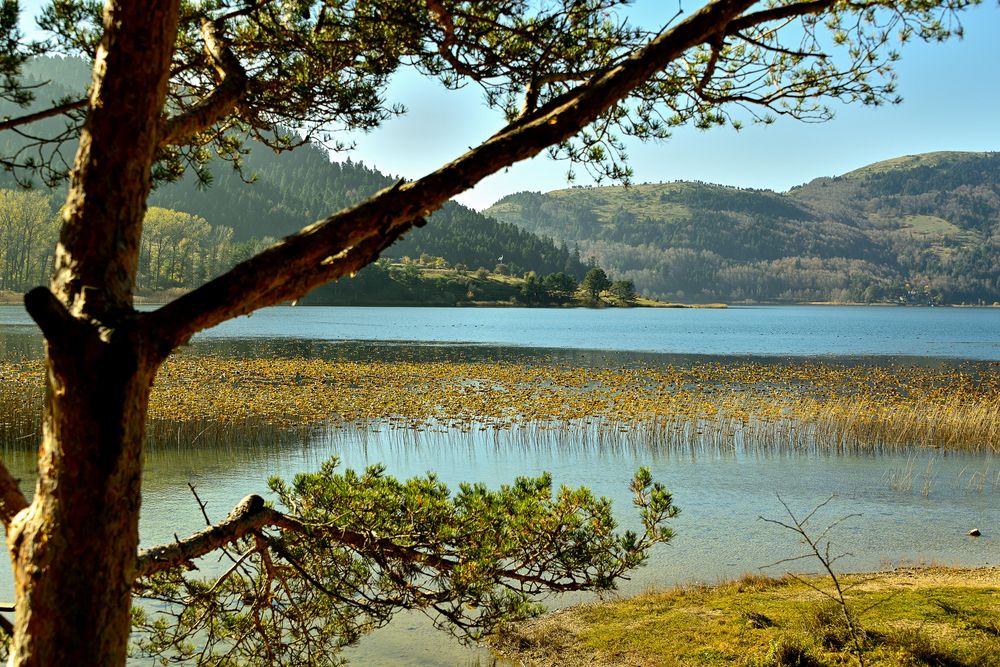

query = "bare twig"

[
  {"left": 188, "top": 483, "right": 248, "bottom": 567},
  {"left": 760, "top": 495, "right": 868, "bottom": 666},
  {"left": 187, "top": 483, "right": 212, "bottom": 526}
]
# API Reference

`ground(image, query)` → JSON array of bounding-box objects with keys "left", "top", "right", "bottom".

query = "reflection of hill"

[{"left": 486, "top": 152, "right": 1000, "bottom": 304}]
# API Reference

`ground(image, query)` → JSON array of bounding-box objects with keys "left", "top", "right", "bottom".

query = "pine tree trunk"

[
  {"left": 6, "top": 333, "right": 157, "bottom": 665},
  {"left": 5, "top": 2, "right": 181, "bottom": 664}
]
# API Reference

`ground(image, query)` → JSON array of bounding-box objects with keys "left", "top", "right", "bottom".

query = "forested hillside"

[
  {"left": 148, "top": 144, "right": 587, "bottom": 278},
  {"left": 0, "top": 58, "right": 590, "bottom": 296},
  {"left": 7, "top": 58, "right": 996, "bottom": 305},
  {"left": 487, "top": 152, "right": 1000, "bottom": 304}
]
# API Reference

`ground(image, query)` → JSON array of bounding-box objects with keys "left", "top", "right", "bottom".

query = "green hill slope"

[
  {"left": 486, "top": 152, "right": 1000, "bottom": 304},
  {"left": 148, "top": 143, "right": 587, "bottom": 279},
  {"left": 1, "top": 58, "right": 592, "bottom": 292}
]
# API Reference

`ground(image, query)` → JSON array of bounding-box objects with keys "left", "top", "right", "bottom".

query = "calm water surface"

[
  {"left": 1, "top": 431, "right": 996, "bottom": 666},
  {"left": 0, "top": 305, "right": 998, "bottom": 665},
  {"left": 2, "top": 304, "right": 1000, "bottom": 358},
  {"left": 177, "top": 304, "right": 1000, "bottom": 359}
]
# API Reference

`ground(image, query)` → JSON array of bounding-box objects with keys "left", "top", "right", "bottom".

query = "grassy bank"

[
  {"left": 492, "top": 567, "right": 1000, "bottom": 666},
  {"left": 2, "top": 356, "right": 998, "bottom": 453},
  {"left": 302, "top": 263, "right": 699, "bottom": 308}
]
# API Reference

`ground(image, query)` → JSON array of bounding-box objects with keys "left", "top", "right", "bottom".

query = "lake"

[
  {"left": 0, "top": 304, "right": 998, "bottom": 665},
  {"left": 3, "top": 304, "right": 1000, "bottom": 359}
]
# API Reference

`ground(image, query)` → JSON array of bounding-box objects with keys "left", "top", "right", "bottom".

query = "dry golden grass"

[{"left": 1, "top": 355, "right": 998, "bottom": 452}]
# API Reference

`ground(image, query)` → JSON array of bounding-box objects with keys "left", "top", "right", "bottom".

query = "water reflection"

[
  {"left": 1, "top": 309, "right": 998, "bottom": 665},
  {"left": 1, "top": 414, "right": 996, "bottom": 665},
  {"left": 9, "top": 420, "right": 992, "bottom": 576}
]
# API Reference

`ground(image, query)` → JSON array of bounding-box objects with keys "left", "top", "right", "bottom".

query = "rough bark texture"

[
  {"left": 5, "top": 1, "right": 181, "bottom": 665},
  {"left": 0, "top": 1, "right": 870, "bottom": 664}
]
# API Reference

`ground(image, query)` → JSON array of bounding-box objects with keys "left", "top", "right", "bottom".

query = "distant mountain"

[
  {"left": 486, "top": 152, "right": 1000, "bottom": 304},
  {"left": 1, "top": 57, "right": 591, "bottom": 284}
]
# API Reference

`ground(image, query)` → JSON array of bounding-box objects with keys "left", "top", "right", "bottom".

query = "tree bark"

[
  {"left": 0, "top": 0, "right": 878, "bottom": 663},
  {"left": 4, "top": 1, "right": 181, "bottom": 665}
]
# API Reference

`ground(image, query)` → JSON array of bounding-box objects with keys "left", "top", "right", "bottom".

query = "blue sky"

[
  {"left": 17, "top": 1, "right": 1000, "bottom": 209},
  {"left": 340, "top": 1, "right": 1000, "bottom": 209}
]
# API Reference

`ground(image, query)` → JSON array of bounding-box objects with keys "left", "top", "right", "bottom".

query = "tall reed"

[{"left": 1, "top": 356, "right": 997, "bottom": 455}]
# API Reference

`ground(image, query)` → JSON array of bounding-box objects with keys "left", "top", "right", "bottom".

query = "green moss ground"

[{"left": 492, "top": 567, "right": 1000, "bottom": 666}]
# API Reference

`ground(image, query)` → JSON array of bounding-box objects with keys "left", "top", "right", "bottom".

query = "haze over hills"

[{"left": 486, "top": 151, "right": 1000, "bottom": 304}]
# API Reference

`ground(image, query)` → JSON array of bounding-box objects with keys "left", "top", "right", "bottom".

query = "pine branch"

[
  {"left": 144, "top": 0, "right": 763, "bottom": 350},
  {"left": 0, "top": 98, "right": 87, "bottom": 132},
  {"left": 158, "top": 18, "right": 247, "bottom": 147}
]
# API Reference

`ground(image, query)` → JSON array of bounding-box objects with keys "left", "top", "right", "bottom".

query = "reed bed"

[
  {"left": 0, "top": 355, "right": 997, "bottom": 453},
  {"left": 0, "top": 360, "right": 43, "bottom": 447}
]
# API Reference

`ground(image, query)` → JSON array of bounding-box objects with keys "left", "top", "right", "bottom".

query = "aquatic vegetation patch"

[
  {"left": 1, "top": 356, "right": 998, "bottom": 452},
  {"left": 0, "top": 360, "right": 43, "bottom": 446}
]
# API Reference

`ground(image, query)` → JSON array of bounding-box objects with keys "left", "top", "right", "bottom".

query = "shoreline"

[
  {"left": 5, "top": 283, "right": 1000, "bottom": 310},
  {"left": 0, "top": 291, "right": 724, "bottom": 308},
  {"left": 492, "top": 565, "right": 1000, "bottom": 666},
  {"left": 5, "top": 288, "right": 999, "bottom": 308}
]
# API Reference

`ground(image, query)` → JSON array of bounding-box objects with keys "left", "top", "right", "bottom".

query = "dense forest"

[
  {"left": 4, "top": 58, "right": 998, "bottom": 305},
  {"left": 148, "top": 145, "right": 588, "bottom": 279},
  {"left": 0, "top": 58, "right": 590, "bottom": 297},
  {"left": 487, "top": 152, "right": 1000, "bottom": 304},
  {"left": 300, "top": 261, "right": 635, "bottom": 307}
]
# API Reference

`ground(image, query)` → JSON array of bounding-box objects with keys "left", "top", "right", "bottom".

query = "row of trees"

[
  {"left": 0, "top": 190, "right": 59, "bottom": 293},
  {"left": 0, "top": 193, "right": 262, "bottom": 294},
  {"left": 0, "top": 184, "right": 612, "bottom": 299},
  {"left": 4, "top": 188, "right": 993, "bottom": 305},
  {"left": 302, "top": 260, "right": 638, "bottom": 307},
  {"left": 138, "top": 208, "right": 239, "bottom": 291},
  {"left": 548, "top": 237, "right": 1000, "bottom": 305},
  {"left": 521, "top": 268, "right": 637, "bottom": 306},
  {"left": 0, "top": 191, "right": 605, "bottom": 299}
]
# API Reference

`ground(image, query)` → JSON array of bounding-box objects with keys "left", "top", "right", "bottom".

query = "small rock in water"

[{"left": 968, "top": 528, "right": 982, "bottom": 537}]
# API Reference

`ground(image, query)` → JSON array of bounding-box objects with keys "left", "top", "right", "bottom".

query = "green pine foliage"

[
  {"left": 580, "top": 267, "right": 611, "bottom": 302},
  {"left": 132, "top": 459, "right": 678, "bottom": 665}
]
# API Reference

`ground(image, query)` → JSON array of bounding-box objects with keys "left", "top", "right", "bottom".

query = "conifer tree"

[{"left": 0, "top": 1, "right": 979, "bottom": 664}]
